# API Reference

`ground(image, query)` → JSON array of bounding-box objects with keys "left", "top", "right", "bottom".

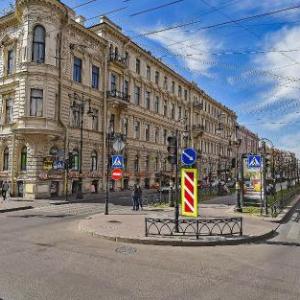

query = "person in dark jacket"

[
  {"left": 2, "top": 181, "right": 9, "bottom": 201},
  {"left": 131, "top": 184, "right": 139, "bottom": 210},
  {"left": 137, "top": 186, "right": 143, "bottom": 210}
]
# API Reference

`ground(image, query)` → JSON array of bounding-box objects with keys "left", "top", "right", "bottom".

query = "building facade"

[
  {"left": 0, "top": 0, "right": 237, "bottom": 199},
  {"left": 237, "top": 125, "right": 259, "bottom": 156}
]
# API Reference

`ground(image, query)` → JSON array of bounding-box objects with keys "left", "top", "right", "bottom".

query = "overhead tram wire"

[
  {"left": 132, "top": 3, "right": 300, "bottom": 42},
  {"left": 71, "top": 0, "right": 97, "bottom": 9},
  {"left": 198, "top": 0, "right": 300, "bottom": 70},
  {"left": 129, "top": 0, "right": 184, "bottom": 17}
]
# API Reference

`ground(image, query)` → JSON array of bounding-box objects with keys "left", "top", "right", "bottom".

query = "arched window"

[
  {"left": 72, "top": 149, "right": 79, "bottom": 171},
  {"left": 134, "top": 155, "right": 139, "bottom": 172},
  {"left": 3, "top": 147, "right": 9, "bottom": 171},
  {"left": 91, "top": 151, "right": 97, "bottom": 171},
  {"left": 32, "top": 25, "right": 46, "bottom": 63},
  {"left": 21, "top": 146, "right": 27, "bottom": 171},
  {"left": 115, "top": 47, "right": 119, "bottom": 59}
]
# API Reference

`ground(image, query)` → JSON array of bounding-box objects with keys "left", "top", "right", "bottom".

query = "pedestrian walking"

[
  {"left": 2, "top": 181, "right": 9, "bottom": 202},
  {"left": 131, "top": 184, "right": 139, "bottom": 211},
  {"left": 137, "top": 186, "right": 143, "bottom": 210}
]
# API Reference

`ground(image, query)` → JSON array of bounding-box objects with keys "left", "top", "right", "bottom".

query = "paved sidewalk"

[
  {"left": 78, "top": 204, "right": 277, "bottom": 246},
  {"left": 0, "top": 198, "right": 61, "bottom": 213}
]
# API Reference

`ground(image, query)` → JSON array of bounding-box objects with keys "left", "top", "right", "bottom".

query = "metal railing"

[
  {"left": 142, "top": 193, "right": 170, "bottom": 207},
  {"left": 270, "top": 185, "right": 300, "bottom": 217},
  {"left": 109, "top": 54, "right": 128, "bottom": 66},
  {"left": 106, "top": 90, "right": 130, "bottom": 102},
  {"left": 145, "top": 217, "right": 243, "bottom": 238}
]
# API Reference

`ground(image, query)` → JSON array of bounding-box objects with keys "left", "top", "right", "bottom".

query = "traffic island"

[
  {"left": 0, "top": 201, "right": 33, "bottom": 213},
  {"left": 78, "top": 206, "right": 276, "bottom": 246}
]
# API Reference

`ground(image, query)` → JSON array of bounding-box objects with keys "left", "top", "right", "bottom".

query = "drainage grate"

[{"left": 115, "top": 246, "right": 137, "bottom": 255}]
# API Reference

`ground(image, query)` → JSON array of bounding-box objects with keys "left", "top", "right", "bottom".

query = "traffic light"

[
  {"left": 68, "top": 152, "right": 73, "bottom": 169},
  {"left": 167, "top": 136, "right": 177, "bottom": 165}
]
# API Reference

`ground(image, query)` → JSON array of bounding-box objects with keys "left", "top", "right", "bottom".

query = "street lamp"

[
  {"left": 258, "top": 137, "right": 274, "bottom": 215},
  {"left": 68, "top": 93, "right": 95, "bottom": 199},
  {"left": 104, "top": 128, "right": 126, "bottom": 215}
]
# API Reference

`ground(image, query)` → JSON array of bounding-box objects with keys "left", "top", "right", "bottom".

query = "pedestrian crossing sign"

[
  {"left": 247, "top": 155, "right": 261, "bottom": 168},
  {"left": 112, "top": 155, "right": 124, "bottom": 169}
]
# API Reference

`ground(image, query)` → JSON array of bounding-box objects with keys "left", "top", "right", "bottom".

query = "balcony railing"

[
  {"left": 107, "top": 90, "right": 130, "bottom": 102},
  {"left": 109, "top": 54, "right": 128, "bottom": 67}
]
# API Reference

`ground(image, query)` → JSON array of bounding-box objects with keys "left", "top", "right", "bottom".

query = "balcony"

[
  {"left": 192, "top": 124, "right": 204, "bottom": 138},
  {"left": 109, "top": 54, "right": 128, "bottom": 68},
  {"left": 107, "top": 90, "right": 130, "bottom": 109}
]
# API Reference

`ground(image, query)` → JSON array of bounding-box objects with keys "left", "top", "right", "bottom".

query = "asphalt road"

[{"left": 0, "top": 202, "right": 299, "bottom": 300}]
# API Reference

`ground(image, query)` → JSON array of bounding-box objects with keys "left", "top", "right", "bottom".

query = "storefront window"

[{"left": 21, "top": 146, "right": 27, "bottom": 171}]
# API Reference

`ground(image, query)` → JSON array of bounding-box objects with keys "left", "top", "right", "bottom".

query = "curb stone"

[
  {"left": 0, "top": 206, "right": 33, "bottom": 213},
  {"left": 79, "top": 223, "right": 276, "bottom": 247}
]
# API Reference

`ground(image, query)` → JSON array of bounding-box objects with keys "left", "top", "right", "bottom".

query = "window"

[
  {"left": 155, "top": 157, "right": 159, "bottom": 172},
  {"left": 91, "top": 109, "right": 99, "bottom": 131},
  {"left": 124, "top": 154, "right": 128, "bottom": 170},
  {"left": 134, "top": 120, "right": 140, "bottom": 139},
  {"left": 178, "top": 85, "right": 182, "bottom": 98},
  {"left": 72, "top": 149, "right": 80, "bottom": 171},
  {"left": 145, "top": 124, "right": 150, "bottom": 141},
  {"left": 145, "top": 155, "right": 150, "bottom": 171},
  {"left": 3, "top": 147, "right": 9, "bottom": 171},
  {"left": 145, "top": 91, "right": 151, "bottom": 110},
  {"left": 155, "top": 127, "right": 159, "bottom": 143},
  {"left": 122, "top": 117, "right": 128, "bottom": 136},
  {"left": 172, "top": 81, "right": 175, "bottom": 93},
  {"left": 92, "top": 65, "right": 99, "bottom": 89},
  {"left": 7, "top": 49, "right": 14, "bottom": 74},
  {"left": 134, "top": 86, "right": 140, "bottom": 105},
  {"left": 184, "top": 89, "right": 188, "bottom": 101},
  {"left": 178, "top": 106, "right": 182, "bottom": 120},
  {"left": 124, "top": 80, "right": 129, "bottom": 96},
  {"left": 73, "top": 57, "right": 82, "bottom": 82},
  {"left": 111, "top": 73, "right": 117, "bottom": 91},
  {"left": 155, "top": 71, "right": 160, "bottom": 85},
  {"left": 136, "top": 58, "right": 140, "bottom": 74},
  {"left": 32, "top": 25, "right": 45, "bottom": 63},
  {"left": 91, "top": 151, "right": 97, "bottom": 171},
  {"left": 163, "top": 101, "right": 167, "bottom": 117},
  {"left": 20, "top": 146, "right": 27, "bottom": 171},
  {"left": 134, "top": 155, "right": 139, "bottom": 172},
  {"left": 72, "top": 107, "right": 80, "bottom": 128},
  {"left": 155, "top": 96, "right": 160, "bottom": 113},
  {"left": 30, "top": 89, "right": 43, "bottom": 117},
  {"left": 5, "top": 98, "right": 13, "bottom": 124},
  {"left": 146, "top": 65, "right": 151, "bottom": 80},
  {"left": 109, "top": 114, "right": 115, "bottom": 133},
  {"left": 163, "top": 76, "right": 168, "bottom": 90},
  {"left": 163, "top": 129, "right": 167, "bottom": 144},
  {"left": 171, "top": 103, "right": 175, "bottom": 119}
]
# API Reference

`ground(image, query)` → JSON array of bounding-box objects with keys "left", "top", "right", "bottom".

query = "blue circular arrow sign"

[{"left": 181, "top": 148, "right": 197, "bottom": 166}]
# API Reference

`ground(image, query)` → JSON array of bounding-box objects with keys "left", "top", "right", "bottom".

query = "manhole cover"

[
  {"left": 108, "top": 220, "right": 122, "bottom": 224},
  {"left": 115, "top": 246, "right": 137, "bottom": 255}
]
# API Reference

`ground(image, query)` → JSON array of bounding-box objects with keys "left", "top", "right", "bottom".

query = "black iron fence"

[
  {"left": 145, "top": 217, "right": 243, "bottom": 238},
  {"left": 270, "top": 184, "right": 300, "bottom": 217}
]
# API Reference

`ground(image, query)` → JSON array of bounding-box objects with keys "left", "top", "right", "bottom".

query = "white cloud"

[
  {"left": 278, "top": 132, "right": 300, "bottom": 157},
  {"left": 144, "top": 26, "right": 221, "bottom": 76}
]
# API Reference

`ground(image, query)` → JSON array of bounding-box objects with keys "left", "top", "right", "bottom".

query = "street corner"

[{"left": 78, "top": 211, "right": 276, "bottom": 247}]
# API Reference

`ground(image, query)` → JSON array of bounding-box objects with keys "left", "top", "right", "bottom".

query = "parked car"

[{"left": 225, "top": 180, "right": 236, "bottom": 188}]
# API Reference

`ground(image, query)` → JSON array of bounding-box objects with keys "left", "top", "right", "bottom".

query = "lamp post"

[
  {"left": 258, "top": 137, "right": 274, "bottom": 215},
  {"left": 105, "top": 130, "right": 126, "bottom": 215},
  {"left": 68, "top": 92, "right": 95, "bottom": 199}
]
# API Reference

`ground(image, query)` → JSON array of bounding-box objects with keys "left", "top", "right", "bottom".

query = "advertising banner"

[{"left": 242, "top": 156, "right": 264, "bottom": 201}]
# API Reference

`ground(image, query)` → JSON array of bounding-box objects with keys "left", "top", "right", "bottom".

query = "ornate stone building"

[{"left": 0, "top": 0, "right": 237, "bottom": 198}]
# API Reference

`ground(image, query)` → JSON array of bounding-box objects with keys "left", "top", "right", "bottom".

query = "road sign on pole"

[
  {"left": 112, "top": 155, "right": 124, "bottom": 169},
  {"left": 181, "top": 168, "right": 198, "bottom": 217},
  {"left": 247, "top": 155, "right": 261, "bottom": 168},
  {"left": 112, "top": 168, "right": 123, "bottom": 181},
  {"left": 181, "top": 148, "right": 197, "bottom": 166}
]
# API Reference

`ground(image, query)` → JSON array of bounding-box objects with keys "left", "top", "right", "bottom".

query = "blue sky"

[{"left": 2, "top": 0, "right": 300, "bottom": 155}]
